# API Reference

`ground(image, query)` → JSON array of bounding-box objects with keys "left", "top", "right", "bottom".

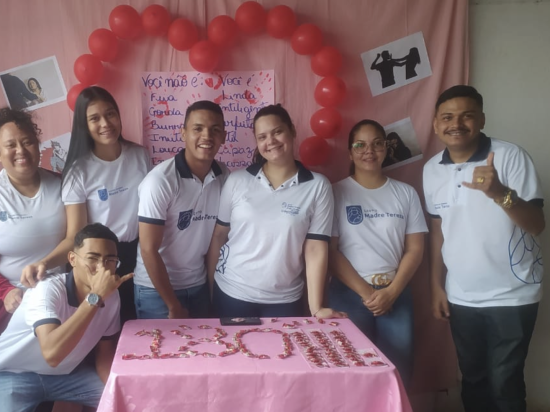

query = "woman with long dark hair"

[
  {"left": 60, "top": 86, "right": 150, "bottom": 322},
  {"left": 207, "top": 104, "right": 346, "bottom": 319},
  {"left": 329, "top": 119, "right": 427, "bottom": 388}
]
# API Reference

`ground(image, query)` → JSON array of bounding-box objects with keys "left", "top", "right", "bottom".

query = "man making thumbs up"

[
  {"left": 423, "top": 85, "right": 545, "bottom": 412},
  {"left": 0, "top": 223, "right": 133, "bottom": 411}
]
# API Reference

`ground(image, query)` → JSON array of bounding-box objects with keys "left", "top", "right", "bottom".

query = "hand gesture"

[
  {"left": 363, "top": 287, "right": 397, "bottom": 316},
  {"left": 432, "top": 286, "right": 450, "bottom": 321},
  {"left": 314, "top": 307, "right": 348, "bottom": 319},
  {"left": 462, "top": 152, "right": 506, "bottom": 200},
  {"left": 89, "top": 261, "right": 133, "bottom": 301},
  {"left": 3, "top": 287, "right": 24, "bottom": 313},
  {"left": 20, "top": 261, "right": 49, "bottom": 288}
]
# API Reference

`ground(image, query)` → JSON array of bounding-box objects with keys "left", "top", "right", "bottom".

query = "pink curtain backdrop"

[{"left": 0, "top": 0, "right": 469, "bottom": 393}]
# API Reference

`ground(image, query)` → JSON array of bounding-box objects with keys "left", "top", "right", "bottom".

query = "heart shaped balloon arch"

[{"left": 68, "top": 2, "right": 347, "bottom": 167}]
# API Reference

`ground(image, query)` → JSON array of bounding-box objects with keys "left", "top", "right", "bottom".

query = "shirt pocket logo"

[
  {"left": 346, "top": 205, "right": 363, "bottom": 225},
  {"left": 177, "top": 209, "right": 193, "bottom": 230}
]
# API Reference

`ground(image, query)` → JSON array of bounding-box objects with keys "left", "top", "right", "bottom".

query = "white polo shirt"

[
  {"left": 214, "top": 162, "right": 334, "bottom": 304},
  {"left": 332, "top": 176, "right": 427, "bottom": 284},
  {"left": 62, "top": 141, "right": 151, "bottom": 242},
  {"left": 423, "top": 134, "right": 544, "bottom": 307},
  {"left": 134, "top": 150, "right": 229, "bottom": 290},
  {"left": 0, "top": 272, "right": 120, "bottom": 375},
  {"left": 0, "top": 168, "right": 66, "bottom": 285}
]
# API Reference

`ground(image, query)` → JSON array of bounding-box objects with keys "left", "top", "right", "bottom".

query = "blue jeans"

[
  {"left": 134, "top": 283, "right": 210, "bottom": 319},
  {"left": 329, "top": 277, "right": 414, "bottom": 388},
  {"left": 213, "top": 282, "right": 303, "bottom": 318},
  {"left": 0, "top": 364, "right": 104, "bottom": 411}
]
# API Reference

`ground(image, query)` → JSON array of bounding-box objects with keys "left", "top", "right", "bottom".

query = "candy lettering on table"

[{"left": 122, "top": 325, "right": 295, "bottom": 360}]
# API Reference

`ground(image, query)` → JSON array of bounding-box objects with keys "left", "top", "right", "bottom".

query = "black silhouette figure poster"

[
  {"left": 382, "top": 118, "right": 423, "bottom": 171},
  {"left": 362, "top": 32, "right": 432, "bottom": 96}
]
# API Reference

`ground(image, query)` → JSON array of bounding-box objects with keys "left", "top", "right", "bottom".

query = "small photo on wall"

[
  {"left": 0, "top": 56, "right": 66, "bottom": 111},
  {"left": 39, "top": 132, "right": 71, "bottom": 173},
  {"left": 382, "top": 117, "right": 423, "bottom": 171},
  {"left": 362, "top": 32, "right": 432, "bottom": 96}
]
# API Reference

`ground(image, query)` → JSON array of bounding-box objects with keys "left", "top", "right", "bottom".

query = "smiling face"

[
  {"left": 0, "top": 122, "right": 40, "bottom": 183},
  {"left": 350, "top": 124, "right": 387, "bottom": 173},
  {"left": 254, "top": 114, "right": 296, "bottom": 165},
  {"left": 181, "top": 109, "right": 226, "bottom": 163},
  {"left": 86, "top": 99, "right": 122, "bottom": 149},
  {"left": 433, "top": 97, "right": 485, "bottom": 155}
]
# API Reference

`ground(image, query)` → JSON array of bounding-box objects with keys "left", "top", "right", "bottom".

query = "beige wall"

[{"left": 469, "top": 1, "right": 550, "bottom": 411}]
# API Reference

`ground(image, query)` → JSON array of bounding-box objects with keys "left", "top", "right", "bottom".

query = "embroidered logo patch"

[
  {"left": 178, "top": 209, "right": 193, "bottom": 230},
  {"left": 0, "top": 211, "right": 7, "bottom": 222},
  {"left": 346, "top": 205, "right": 363, "bottom": 225},
  {"left": 281, "top": 202, "right": 301, "bottom": 216},
  {"left": 98, "top": 189, "right": 109, "bottom": 201}
]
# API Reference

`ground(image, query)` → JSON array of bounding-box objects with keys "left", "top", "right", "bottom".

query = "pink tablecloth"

[{"left": 98, "top": 318, "right": 412, "bottom": 412}]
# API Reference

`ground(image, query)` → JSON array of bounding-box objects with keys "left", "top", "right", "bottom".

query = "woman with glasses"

[
  {"left": 56, "top": 86, "right": 150, "bottom": 323},
  {"left": 0, "top": 108, "right": 66, "bottom": 333},
  {"left": 328, "top": 119, "right": 427, "bottom": 388}
]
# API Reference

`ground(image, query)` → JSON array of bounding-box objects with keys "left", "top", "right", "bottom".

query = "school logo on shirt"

[
  {"left": 346, "top": 205, "right": 363, "bottom": 225},
  {"left": 98, "top": 189, "right": 109, "bottom": 201},
  {"left": 281, "top": 202, "right": 301, "bottom": 216},
  {"left": 0, "top": 211, "right": 7, "bottom": 222},
  {"left": 178, "top": 209, "right": 193, "bottom": 230}
]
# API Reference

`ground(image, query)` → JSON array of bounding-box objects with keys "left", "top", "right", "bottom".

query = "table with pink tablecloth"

[{"left": 98, "top": 318, "right": 412, "bottom": 412}]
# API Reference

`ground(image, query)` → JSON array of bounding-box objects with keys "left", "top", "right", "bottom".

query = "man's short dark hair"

[
  {"left": 435, "top": 85, "right": 483, "bottom": 112},
  {"left": 74, "top": 223, "right": 119, "bottom": 250},
  {"left": 183, "top": 100, "right": 224, "bottom": 127}
]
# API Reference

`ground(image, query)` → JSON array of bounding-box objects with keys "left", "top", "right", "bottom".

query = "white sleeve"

[
  {"left": 217, "top": 173, "right": 236, "bottom": 226},
  {"left": 139, "top": 145, "right": 153, "bottom": 173},
  {"left": 502, "top": 146, "right": 544, "bottom": 202},
  {"left": 306, "top": 177, "right": 334, "bottom": 241},
  {"left": 405, "top": 186, "right": 428, "bottom": 234},
  {"left": 331, "top": 184, "right": 341, "bottom": 237},
  {"left": 138, "top": 171, "right": 173, "bottom": 224},
  {"left": 422, "top": 164, "right": 438, "bottom": 217},
  {"left": 25, "top": 280, "right": 64, "bottom": 332},
  {"left": 61, "top": 167, "right": 87, "bottom": 204},
  {"left": 101, "top": 292, "right": 121, "bottom": 338}
]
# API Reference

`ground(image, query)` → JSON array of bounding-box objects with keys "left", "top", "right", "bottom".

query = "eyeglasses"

[
  {"left": 74, "top": 252, "right": 121, "bottom": 270},
  {"left": 352, "top": 140, "right": 387, "bottom": 154}
]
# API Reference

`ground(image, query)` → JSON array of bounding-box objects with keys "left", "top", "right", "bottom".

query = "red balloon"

[
  {"left": 291, "top": 24, "right": 324, "bottom": 55},
  {"left": 207, "top": 16, "right": 239, "bottom": 48},
  {"left": 67, "top": 84, "right": 87, "bottom": 111},
  {"left": 314, "top": 76, "right": 347, "bottom": 107},
  {"left": 299, "top": 136, "right": 331, "bottom": 167},
  {"left": 311, "top": 46, "right": 343, "bottom": 77},
  {"left": 141, "top": 4, "right": 171, "bottom": 37},
  {"left": 235, "top": 1, "right": 267, "bottom": 35},
  {"left": 189, "top": 41, "right": 220, "bottom": 73},
  {"left": 266, "top": 5, "right": 296, "bottom": 39},
  {"left": 168, "top": 18, "right": 199, "bottom": 51},
  {"left": 109, "top": 5, "right": 142, "bottom": 40},
  {"left": 88, "top": 29, "right": 118, "bottom": 63},
  {"left": 310, "top": 108, "right": 343, "bottom": 139},
  {"left": 74, "top": 54, "right": 104, "bottom": 86}
]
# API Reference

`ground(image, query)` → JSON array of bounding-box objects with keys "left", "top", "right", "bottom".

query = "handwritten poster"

[{"left": 141, "top": 70, "right": 274, "bottom": 169}]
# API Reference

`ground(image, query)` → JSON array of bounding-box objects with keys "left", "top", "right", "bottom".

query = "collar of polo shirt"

[
  {"left": 439, "top": 133, "right": 491, "bottom": 165},
  {"left": 175, "top": 149, "right": 223, "bottom": 179},
  {"left": 245, "top": 160, "right": 314, "bottom": 183}
]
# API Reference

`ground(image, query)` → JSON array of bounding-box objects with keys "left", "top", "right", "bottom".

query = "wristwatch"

[
  {"left": 494, "top": 188, "right": 518, "bottom": 209},
  {"left": 85, "top": 293, "right": 105, "bottom": 308}
]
